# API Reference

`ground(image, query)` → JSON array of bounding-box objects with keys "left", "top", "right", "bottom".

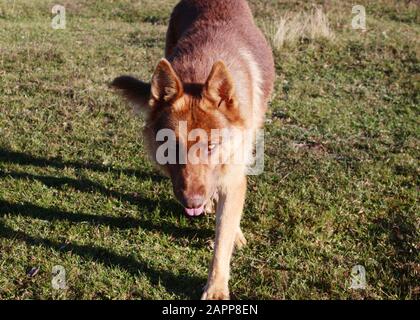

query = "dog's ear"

[
  {"left": 151, "top": 58, "right": 183, "bottom": 103},
  {"left": 111, "top": 76, "right": 151, "bottom": 111},
  {"left": 204, "top": 61, "right": 242, "bottom": 124},
  {"left": 204, "top": 61, "right": 235, "bottom": 106}
]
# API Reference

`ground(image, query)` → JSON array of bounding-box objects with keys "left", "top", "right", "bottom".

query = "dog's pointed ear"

[
  {"left": 204, "top": 61, "right": 235, "bottom": 105},
  {"left": 111, "top": 76, "right": 151, "bottom": 111},
  {"left": 151, "top": 58, "right": 183, "bottom": 103}
]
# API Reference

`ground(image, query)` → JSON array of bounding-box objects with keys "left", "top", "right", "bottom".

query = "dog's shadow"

[{"left": 0, "top": 147, "right": 212, "bottom": 299}]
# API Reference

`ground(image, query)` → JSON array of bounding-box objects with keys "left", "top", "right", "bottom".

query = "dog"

[{"left": 112, "top": 0, "right": 274, "bottom": 300}]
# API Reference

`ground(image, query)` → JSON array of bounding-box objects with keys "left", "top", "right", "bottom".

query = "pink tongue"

[{"left": 184, "top": 205, "right": 205, "bottom": 217}]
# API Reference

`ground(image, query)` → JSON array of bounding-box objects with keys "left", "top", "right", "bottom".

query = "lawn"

[{"left": 0, "top": 0, "right": 418, "bottom": 300}]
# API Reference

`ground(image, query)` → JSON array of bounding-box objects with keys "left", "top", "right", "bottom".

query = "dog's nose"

[{"left": 183, "top": 194, "right": 205, "bottom": 209}]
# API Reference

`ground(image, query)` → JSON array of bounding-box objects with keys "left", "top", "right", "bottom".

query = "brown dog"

[{"left": 112, "top": 0, "right": 274, "bottom": 300}]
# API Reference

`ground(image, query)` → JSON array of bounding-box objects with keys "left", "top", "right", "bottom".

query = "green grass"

[{"left": 0, "top": 0, "right": 419, "bottom": 300}]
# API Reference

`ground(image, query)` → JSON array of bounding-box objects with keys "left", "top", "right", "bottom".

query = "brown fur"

[{"left": 112, "top": 0, "right": 275, "bottom": 300}]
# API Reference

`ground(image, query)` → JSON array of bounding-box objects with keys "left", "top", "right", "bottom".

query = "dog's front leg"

[{"left": 201, "top": 175, "right": 246, "bottom": 300}]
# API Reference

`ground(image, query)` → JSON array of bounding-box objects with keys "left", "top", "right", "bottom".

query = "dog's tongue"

[{"left": 184, "top": 205, "right": 205, "bottom": 217}]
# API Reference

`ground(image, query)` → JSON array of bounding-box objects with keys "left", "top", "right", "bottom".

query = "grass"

[
  {"left": 0, "top": 0, "right": 419, "bottom": 300},
  {"left": 262, "top": 7, "right": 334, "bottom": 49}
]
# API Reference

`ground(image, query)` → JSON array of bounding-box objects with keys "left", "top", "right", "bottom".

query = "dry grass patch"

[{"left": 263, "top": 7, "right": 335, "bottom": 49}]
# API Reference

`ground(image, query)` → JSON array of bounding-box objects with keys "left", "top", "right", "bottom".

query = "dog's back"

[{"left": 166, "top": 0, "right": 275, "bottom": 128}]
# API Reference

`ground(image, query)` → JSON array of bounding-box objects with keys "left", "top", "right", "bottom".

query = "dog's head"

[{"left": 112, "top": 59, "right": 245, "bottom": 217}]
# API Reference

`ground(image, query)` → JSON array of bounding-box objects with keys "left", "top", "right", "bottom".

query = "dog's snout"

[{"left": 182, "top": 194, "right": 205, "bottom": 209}]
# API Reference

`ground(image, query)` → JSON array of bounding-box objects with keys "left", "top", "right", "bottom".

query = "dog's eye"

[{"left": 208, "top": 143, "right": 217, "bottom": 153}]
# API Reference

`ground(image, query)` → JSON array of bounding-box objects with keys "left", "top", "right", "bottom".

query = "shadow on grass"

[
  {"left": 0, "top": 148, "right": 215, "bottom": 238},
  {"left": 0, "top": 147, "right": 164, "bottom": 182},
  {"left": 0, "top": 169, "right": 171, "bottom": 212},
  {"left": 0, "top": 220, "right": 205, "bottom": 299},
  {"left": 0, "top": 147, "right": 214, "bottom": 298},
  {"left": 0, "top": 199, "right": 213, "bottom": 241},
  {"left": 370, "top": 213, "right": 419, "bottom": 299}
]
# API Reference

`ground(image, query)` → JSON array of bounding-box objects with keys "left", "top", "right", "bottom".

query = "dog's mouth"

[
  {"left": 180, "top": 190, "right": 216, "bottom": 218},
  {"left": 184, "top": 204, "right": 205, "bottom": 218}
]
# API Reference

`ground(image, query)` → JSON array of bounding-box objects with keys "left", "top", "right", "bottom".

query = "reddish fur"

[
  {"left": 166, "top": 0, "right": 275, "bottom": 108},
  {"left": 112, "top": 0, "right": 275, "bottom": 300}
]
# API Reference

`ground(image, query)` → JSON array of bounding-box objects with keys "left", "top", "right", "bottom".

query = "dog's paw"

[
  {"left": 234, "top": 230, "right": 247, "bottom": 250},
  {"left": 201, "top": 285, "right": 230, "bottom": 300}
]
